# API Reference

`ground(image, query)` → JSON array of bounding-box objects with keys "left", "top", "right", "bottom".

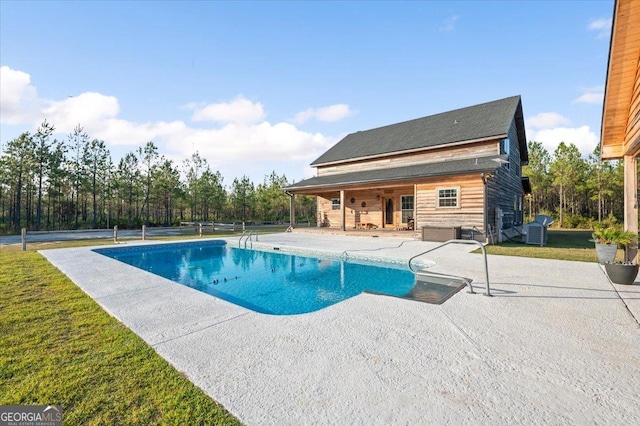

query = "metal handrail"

[
  {"left": 408, "top": 239, "right": 491, "bottom": 296},
  {"left": 243, "top": 230, "right": 255, "bottom": 249},
  {"left": 238, "top": 230, "right": 254, "bottom": 248}
]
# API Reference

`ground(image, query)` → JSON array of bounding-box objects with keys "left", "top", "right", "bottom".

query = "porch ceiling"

[{"left": 284, "top": 155, "right": 503, "bottom": 194}]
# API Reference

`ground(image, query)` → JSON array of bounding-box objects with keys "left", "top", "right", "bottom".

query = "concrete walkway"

[{"left": 41, "top": 233, "right": 640, "bottom": 425}]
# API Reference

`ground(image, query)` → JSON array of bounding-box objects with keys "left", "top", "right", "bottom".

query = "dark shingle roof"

[
  {"left": 312, "top": 95, "right": 523, "bottom": 166},
  {"left": 285, "top": 155, "right": 504, "bottom": 192}
]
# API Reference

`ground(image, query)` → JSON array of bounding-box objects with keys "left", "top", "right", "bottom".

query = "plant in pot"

[
  {"left": 591, "top": 225, "right": 625, "bottom": 264},
  {"left": 599, "top": 228, "right": 639, "bottom": 285}
]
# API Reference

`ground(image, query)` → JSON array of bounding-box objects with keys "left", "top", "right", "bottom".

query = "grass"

[
  {"left": 0, "top": 240, "right": 241, "bottom": 425},
  {"left": 482, "top": 229, "right": 608, "bottom": 262}
]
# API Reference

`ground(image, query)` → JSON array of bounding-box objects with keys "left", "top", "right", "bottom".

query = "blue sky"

[{"left": 1, "top": 0, "right": 613, "bottom": 186}]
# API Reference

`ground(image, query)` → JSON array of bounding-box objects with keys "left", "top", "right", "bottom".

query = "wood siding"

[
  {"left": 626, "top": 55, "right": 640, "bottom": 148},
  {"left": 317, "top": 141, "right": 498, "bottom": 176},
  {"left": 413, "top": 119, "right": 523, "bottom": 239},
  {"left": 486, "top": 118, "right": 525, "bottom": 234},
  {"left": 416, "top": 175, "right": 485, "bottom": 231}
]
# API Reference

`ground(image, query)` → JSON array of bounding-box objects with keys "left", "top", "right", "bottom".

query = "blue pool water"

[{"left": 94, "top": 240, "right": 417, "bottom": 315}]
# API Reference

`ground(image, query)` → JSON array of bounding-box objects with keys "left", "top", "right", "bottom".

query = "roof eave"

[
  {"left": 284, "top": 159, "right": 503, "bottom": 192},
  {"left": 600, "top": 0, "right": 640, "bottom": 159}
]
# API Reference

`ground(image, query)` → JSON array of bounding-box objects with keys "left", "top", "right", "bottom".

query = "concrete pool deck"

[{"left": 41, "top": 233, "right": 640, "bottom": 425}]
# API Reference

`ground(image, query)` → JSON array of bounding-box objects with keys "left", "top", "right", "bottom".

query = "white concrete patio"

[{"left": 41, "top": 233, "right": 640, "bottom": 425}]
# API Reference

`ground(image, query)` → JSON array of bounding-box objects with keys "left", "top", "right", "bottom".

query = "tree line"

[
  {"left": 524, "top": 141, "right": 626, "bottom": 228},
  {"left": 0, "top": 120, "right": 629, "bottom": 234},
  {"left": 0, "top": 121, "right": 316, "bottom": 233}
]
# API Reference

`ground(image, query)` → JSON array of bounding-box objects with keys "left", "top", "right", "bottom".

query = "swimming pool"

[{"left": 94, "top": 240, "right": 424, "bottom": 315}]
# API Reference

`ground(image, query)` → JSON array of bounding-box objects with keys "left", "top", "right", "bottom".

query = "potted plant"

[
  {"left": 591, "top": 225, "right": 625, "bottom": 264},
  {"left": 598, "top": 228, "right": 639, "bottom": 285}
]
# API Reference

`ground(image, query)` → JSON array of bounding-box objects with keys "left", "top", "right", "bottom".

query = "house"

[
  {"left": 284, "top": 95, "right": 530, "bottom": 243},
  {"left": 600, "top": 0, "right": 640, "bottom": 261}
]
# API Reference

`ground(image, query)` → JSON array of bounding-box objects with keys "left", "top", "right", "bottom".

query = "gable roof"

[
  {"left": 312, "top": 95, "right": 526, "bottom": 166},
  {"left": 285, "top": 155, "right": 505, "bottom": 192}
]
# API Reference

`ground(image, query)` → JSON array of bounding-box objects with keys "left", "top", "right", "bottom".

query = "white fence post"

[
  {"left": 113, "top": 225, "right": 118, "bottom": 243},
  {"left": 142, "top": 225, "right": 146, "bottom": 240},
  {"left": 21, "top": 228, "right": 26, "bottom": 251}
]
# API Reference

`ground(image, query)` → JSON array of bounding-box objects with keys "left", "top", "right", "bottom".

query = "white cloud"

[
  {"left": 526, "top": 112, "right": 571, "bottom": 129},
  {"left": 91, "top": 118, "right": 189, "bottom": 146},
  {"left": 0, "top": 66, "right": 336, "bottom": 182},
  {"left": 588, "top": 18, "right": 612, "bottom": 39},
  {"left": 293, "top": 103, "right": 354, "bottom": 124},
  {"left": 588, "top": 18, "right": 611, "bottom": 30},
  {"left": 190, "top": 96, "right": 265, "bottom": 124},
  {"left": 572, "top": 86, "right": 604, "bottom": 105},
  {"left": 167, "top": 121, "right": 333, "bottom": 165},
  {"left": 582, "top": 85, "right": 605, "bottom": 93},
  {"left": 529, "top": 126, "right": 599, "bottom": 157},
  {"left": 439, "top": 14, "right": 459, "bottom": 32},
  {"left": 42, "top": 92, "right": 120, "bottom": 131},
  {"left": 573, "top": 93, "right": 604, "bottom": 104},
  {"left": 527, "top": 111, "right": 598, "bottom": 157},
  {"left": 0, "top": 66, "right": 39, "bottom": 124}
]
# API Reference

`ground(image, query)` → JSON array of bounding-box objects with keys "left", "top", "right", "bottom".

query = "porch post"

[
  {"left": 287, "top": 192, "right": 295, "bottom": 232},
  {"left": 413, "top": 184, "right": 417, "bottom": 231},
  {"left": 481, "top": 173, "right": 490, "bottom": 244},
  {"left": 340, "top": 190, "right": 345, "bottom": 231},
  {"left": 624, "top": 155, "right": 638, "bottom": 262}
]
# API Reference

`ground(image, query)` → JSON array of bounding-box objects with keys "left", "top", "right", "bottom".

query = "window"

[
  {"left": 501, "top": 138, "right": 510, "bottom": 155},
  {"left": 401, "top": 195, "right": 414, "bottom": 223},
  {"left": 501, "top": 138, "right": 510, "bottom": 169},
  {"left": 437, "top": 188, "right": 459, "bottom": 208},
  {"left": 331, "top": 198, "right": 340, "bottom": 210}
]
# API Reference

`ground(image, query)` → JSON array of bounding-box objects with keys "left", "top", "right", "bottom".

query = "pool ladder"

[
  {"left": 239, "top": 230, "right": 257, "bottom": 248},
  {"left": 408, "top": 239, "right": 491, "bottom": 296}
]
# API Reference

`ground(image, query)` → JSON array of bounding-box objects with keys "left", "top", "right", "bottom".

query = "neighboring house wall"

[{"left": 316, "top": 141, "right": 498, "bottom": 176}]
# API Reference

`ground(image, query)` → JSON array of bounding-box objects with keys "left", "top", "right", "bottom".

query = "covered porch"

[{"left": 288, "top": 182, "right": 417, "bottom": 232}]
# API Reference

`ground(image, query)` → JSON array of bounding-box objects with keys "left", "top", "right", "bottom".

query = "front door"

[{"left": 385, "top": 198, "right": 394, "bottom": 227}]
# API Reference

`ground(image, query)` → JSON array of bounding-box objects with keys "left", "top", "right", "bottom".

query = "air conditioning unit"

[{"left": 524, "top": 222, "right": 545, "bottom": 246}]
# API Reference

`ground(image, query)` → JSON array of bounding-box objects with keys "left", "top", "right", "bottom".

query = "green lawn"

[
  {"left": 483, "top": 229, "right": 608, "bottom": 262},
  {"left": 0, "top": 240, "right": 241, "bottom": 425}
]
